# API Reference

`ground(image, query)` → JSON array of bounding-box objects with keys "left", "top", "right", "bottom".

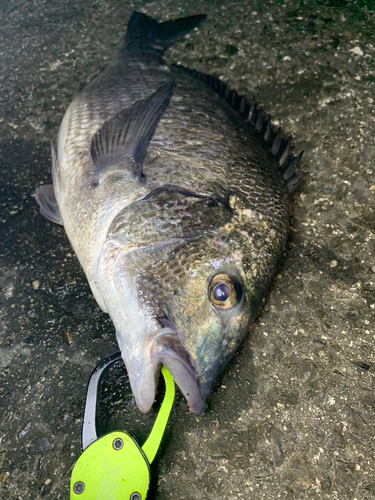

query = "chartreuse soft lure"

[{"left": 70, "top": 352, "right": 175, "bottom": 499}]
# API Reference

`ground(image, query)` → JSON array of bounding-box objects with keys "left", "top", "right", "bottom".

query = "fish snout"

[{"left": 150, "top": 330, "right": 205, "bottom": 414}]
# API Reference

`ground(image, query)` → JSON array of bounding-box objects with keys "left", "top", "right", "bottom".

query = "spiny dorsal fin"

[
  {"left": 279, "top": 135, "right": 291, "bottom": 166},
  {"left": 281, "top": 151, "right": 304, "bottom": 184},
  {"left": 271, "top": 128, "right": 282, "bottom": 155},
  {"left": 255, "top": 110, "right": 263, "bottom": 132},
  {"left": 285, "top": 171, "right": 306, "bottom": 193},
  {"left": 264, "top": 118, "right": 271, "bottom": 142},
  {"left": 172, "top": 64, "right": 305, "bottom": 191},
  {"left": 91, "top": 82, "right": 174, "bottom": 182}
]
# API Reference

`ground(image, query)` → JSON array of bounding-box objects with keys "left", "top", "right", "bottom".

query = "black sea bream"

[{"left": 35, "top": 12, "right": 304, "bottom": 414}]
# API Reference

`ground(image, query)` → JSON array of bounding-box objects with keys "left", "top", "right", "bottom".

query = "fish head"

[
  {"left": 144, "top": 239, "right": 262, "bottom": 414},
  {"left": 99, "top": 192, "right": 279, "bottom": 414}
]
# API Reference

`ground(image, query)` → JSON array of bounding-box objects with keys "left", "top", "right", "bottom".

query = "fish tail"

[{"left": 122, "top": 11, "right": 206, "bottom": 60}]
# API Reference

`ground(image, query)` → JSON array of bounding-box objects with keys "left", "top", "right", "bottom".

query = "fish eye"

[
  {"left": 213, "top": 283, "right": 231, "bottom": 302},
  {"left": 209, "top": 274, "right": 241, "bottom": 310}
]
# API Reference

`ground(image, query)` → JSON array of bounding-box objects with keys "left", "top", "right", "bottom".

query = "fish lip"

[{"left": 150, "top": 329, "right": 205, "bottom": 414}]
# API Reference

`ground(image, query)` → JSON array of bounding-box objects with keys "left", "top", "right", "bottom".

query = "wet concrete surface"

[{"left": 1, "top": 0, "right": 375, "bottom": 498}]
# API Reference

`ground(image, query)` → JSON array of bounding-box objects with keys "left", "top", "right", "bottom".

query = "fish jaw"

[
  {"left": 117, "top": 329, "right": 159, "bottom": 414},
  {"left": 150, "top": 329, "right": 205, "bottom": 414},
  {"left": 116, "top": 326, "right": 205, "bottom": 414}
]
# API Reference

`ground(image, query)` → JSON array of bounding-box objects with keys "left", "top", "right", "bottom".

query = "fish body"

[{"left": 35, "top": 12, "right": 303, "bottom": 414}]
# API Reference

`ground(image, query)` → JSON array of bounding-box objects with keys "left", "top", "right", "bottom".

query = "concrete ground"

[{"left": 1, "top": 0, "right": 375, "bottom": 499}]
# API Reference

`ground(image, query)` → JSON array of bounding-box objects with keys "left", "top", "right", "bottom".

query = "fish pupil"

[{"left": 214, "top": 283, "right": 231, "bottom": 302}]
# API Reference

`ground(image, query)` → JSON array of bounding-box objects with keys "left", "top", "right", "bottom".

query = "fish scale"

[{"left": 35, "top": 11, "right": 304, "bottom": 415}]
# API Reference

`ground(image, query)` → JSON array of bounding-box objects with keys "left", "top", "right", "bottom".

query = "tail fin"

[{"left": 123, "top": 11, "right": 206, "bottom": 60}]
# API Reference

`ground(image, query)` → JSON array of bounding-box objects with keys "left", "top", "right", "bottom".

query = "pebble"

[
  {"left": 32, "top": 280, "right": 40, "bottom": 290},
  {"left": 18, "top": 422, "right": 31, "bottom": 438},
  {"left": 0, "top": 472, "right": 10, "bottom": 484},
  {"left": 349, "top": 46, "right": 364, "bottom": 56}
]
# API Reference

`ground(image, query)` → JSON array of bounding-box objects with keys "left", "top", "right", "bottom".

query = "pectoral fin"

[
  {"left": 34, "top": 184, "right": 63, "bottom": 225},
  {"left": 90, "top": 81, "right": 174, "bottom": 182}
]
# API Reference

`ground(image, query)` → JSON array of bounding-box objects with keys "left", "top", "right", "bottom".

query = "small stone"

[
  {"left": 32, "top": 280, "right": 40, "bottom": 290},
  {"left": 318, "top": 309, "right": 327, "bottom": 321},
  {"left": 60, "top": 327, "right": 74, "bottom": 345},
  {"left": 330, "top": 260, "right": 338, "bottom": 268},
  {"left": 37, "top": 437, "right": 50, "bottom": 452},
  {"left": 349, "top": 46, "right": 363, "bottom": 56},
  {"left": 0, "top": 472, "right": 10, "bottom": 484},
  {"left": 18, "top": 421, "right": 31, "bottom": 438}
]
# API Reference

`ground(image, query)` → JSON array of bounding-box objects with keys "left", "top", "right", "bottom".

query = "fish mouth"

[{"left": 150, "top": 329, "right": 205, "bottom": 414}]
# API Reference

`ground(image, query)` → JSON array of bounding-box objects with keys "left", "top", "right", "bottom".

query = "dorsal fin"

[
  {"left": 172, "top": 64, "right": 305, "bottom": 192},
  {"left": 91, "top": 82, "right": 174, "bottom": 183}
]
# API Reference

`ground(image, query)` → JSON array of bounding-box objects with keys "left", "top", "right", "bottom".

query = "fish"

[{"left": 35, "top": 11, "right": 304, "bottom": 414}]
